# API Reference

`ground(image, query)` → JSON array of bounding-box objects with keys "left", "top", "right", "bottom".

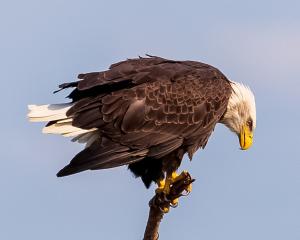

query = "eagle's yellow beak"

[{"left": 239, "top": 124, "right": 253, "bottom": 150}]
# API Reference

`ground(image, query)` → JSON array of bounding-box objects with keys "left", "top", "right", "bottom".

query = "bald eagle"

[{"left": 28, "top": 56, "right": 256, "bottom": 194}]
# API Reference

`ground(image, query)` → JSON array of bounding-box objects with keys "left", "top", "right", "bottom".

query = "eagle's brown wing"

[{"left": 56, "top": 56, "right": 232, "bottom": 177}]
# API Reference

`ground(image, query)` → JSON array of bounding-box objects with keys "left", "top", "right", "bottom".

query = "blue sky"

[{"left": 1, "top": 0, "right": 300, "bottom": 239}]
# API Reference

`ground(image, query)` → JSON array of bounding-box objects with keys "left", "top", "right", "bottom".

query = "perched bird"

[{"left": 28, "top": 56, "right": 256, "bottom": 205}]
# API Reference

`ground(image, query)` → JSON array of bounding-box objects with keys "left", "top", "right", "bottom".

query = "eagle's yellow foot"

[
  {"left": 155, "top": 171, "right": 192, "bottom": 196},
  {"left": 154, "top": 170, "right": 194, "bottom": 213},
  {"left": 155, "top": 172, "right": 177, "bottom": 195},
  {"left": 172, "top": 170, "right": 188, "bottom": 182},
  {"left": 173, "top": 170, "right": 193, "bottom": 195},
  {"left": 155, "top": 171, "right": 186, "bottom": 209}
]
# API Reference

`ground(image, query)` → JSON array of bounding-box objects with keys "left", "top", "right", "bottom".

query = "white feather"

[
  {"left": 220, "top": 81, "right": 256, "bottom": 134},
  {"left": 27, "top": 103, "right": 72, "bottom": 122},
  {"left": 28, "top": 103, "right": 97, "bottom": 141}
]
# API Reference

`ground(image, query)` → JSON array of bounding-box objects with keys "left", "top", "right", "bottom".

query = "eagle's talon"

[
  {"left": 159, "top": 205, "right": 170, "bottom": 213},
  {"left": 181, "top": 190, "right": 190, "bottom": 196},
  {"left": 161, "top": 193, "right": 169, "bottom": 203},
  {"left": 170, "top": 203, "right": 178, "bottom": 208},
  {"left": 180, "top": 182, "right": 192, "bottom": 196},
  {"left": 170, "top": 198, "right": 179, "bottom": 208}
]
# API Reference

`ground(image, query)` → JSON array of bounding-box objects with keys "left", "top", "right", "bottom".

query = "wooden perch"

[{"left": 143, "top": 172, "right": 195, "bottom": 240}]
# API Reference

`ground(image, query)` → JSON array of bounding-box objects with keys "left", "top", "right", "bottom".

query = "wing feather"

[{"left": 56, "top": 56, "right": 232, "bottom": 174}]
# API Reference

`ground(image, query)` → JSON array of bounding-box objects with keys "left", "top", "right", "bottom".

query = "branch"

[{"left": 143, "top": 172, "right": 195, "bottom": 240}]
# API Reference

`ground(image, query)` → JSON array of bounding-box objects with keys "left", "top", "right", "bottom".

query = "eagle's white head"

[{"left": 220, "top": 82, "right": 256, "bottom": 150}]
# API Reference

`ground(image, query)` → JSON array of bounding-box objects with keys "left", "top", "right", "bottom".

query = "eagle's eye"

[{"left": 246, "top": 119, "right": 253, "bottom": 131}]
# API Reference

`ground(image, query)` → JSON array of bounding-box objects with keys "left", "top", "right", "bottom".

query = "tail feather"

[
  {"left": 28, "top": 103, "right": 72, "bottom": 122},
  {"left": 42, "top": 122, "right": 94, "bottom": 137},
  {"left": 28, "top": 103, "right": 97, "bottom": 139}
]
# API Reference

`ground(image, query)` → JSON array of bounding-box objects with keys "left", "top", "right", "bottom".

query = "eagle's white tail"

[
  {"left": 27, "top": 104, "right": 97, "bottom": 139},
  {"left": 28, "top": 103, "right": 72, "bottom": 122}
]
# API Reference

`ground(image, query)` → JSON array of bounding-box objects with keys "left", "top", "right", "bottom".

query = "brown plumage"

[{"left": 44, "top": 56, "right": 233, "bottom": 187}]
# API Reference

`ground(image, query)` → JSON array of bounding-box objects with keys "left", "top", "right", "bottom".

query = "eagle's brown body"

[{"left": 53, "top": 56, "right": 232, "bottom": 187}]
